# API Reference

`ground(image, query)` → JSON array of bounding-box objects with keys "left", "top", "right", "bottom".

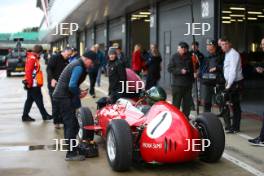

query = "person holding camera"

[
  {"left": 168, "top": 42, "right": 194, "bottom": 119},
  {"left": 201, "top": 39, "right": 224, "bottom": 112},
  {"left": 22, "top": 45, "right": 52, "bottom": 122},
  {"left": 221, "top": 38, "right": 244, "bottom": 133}
]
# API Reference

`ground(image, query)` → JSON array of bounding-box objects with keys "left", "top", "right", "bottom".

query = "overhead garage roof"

[{"left": 0, "top": 32, "right": 39, "bottom": 41}]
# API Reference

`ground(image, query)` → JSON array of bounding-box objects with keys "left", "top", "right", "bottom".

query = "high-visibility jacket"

[{"left": 24, "top": 52, "right": 43, "bottom": 88}]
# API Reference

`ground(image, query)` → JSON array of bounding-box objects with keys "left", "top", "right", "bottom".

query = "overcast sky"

[{"left": 0, "top": 0, "right": 43, "bottom": 33}]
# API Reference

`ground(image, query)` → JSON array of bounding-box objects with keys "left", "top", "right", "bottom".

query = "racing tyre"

[
  {"left": 6, "top": 70, "right": 11, "bottom": 77},
  {"left": 195, "top": 112, "right": 225, "bottom": 162},
  {"left": 106, "top": 119, "right": 133, "bottom": 171},
  {"left": 77, "top": 107, "right": 94, "bottom": 141}
]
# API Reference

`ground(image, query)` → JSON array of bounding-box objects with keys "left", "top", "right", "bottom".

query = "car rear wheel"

[
  {"left": 195, "top": 112, "right": 225, "bottom": 162},
  {"left": 77, "top": 107, "right": 94, "bottom": 141},
  {"left": 106, "top": 119, "right": 133, "bottom": 171}
]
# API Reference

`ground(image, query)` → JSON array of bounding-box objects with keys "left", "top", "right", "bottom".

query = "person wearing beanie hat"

[
  {"left": 108, "top": 47, "right": 117, "bottom": 55},
  {"left": 107, "top": 47, "right": 127, "bottom": 103},
  {"left": 53, "top": 50, "right": 96, "bottom": 161}
]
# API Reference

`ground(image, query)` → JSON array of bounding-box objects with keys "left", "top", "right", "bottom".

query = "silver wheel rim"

[
  {"left": 77, "top": 112, "right": 83, "bottom": 140},
  {"left": 107, "top": 131, "right": 116, "bottom": 162}
]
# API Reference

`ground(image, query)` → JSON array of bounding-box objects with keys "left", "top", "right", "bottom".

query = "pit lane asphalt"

[{"left": 0, "top": 64, "right": 263, "bottom": 176}]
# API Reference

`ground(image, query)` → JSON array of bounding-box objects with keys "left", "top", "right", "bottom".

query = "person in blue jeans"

[{"left": 53, "top": 51, "right": 96, "bottom": 161}]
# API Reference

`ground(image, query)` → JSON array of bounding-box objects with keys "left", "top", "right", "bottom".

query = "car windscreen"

[{"left": 11, "top": 49, "right": 26, "bottom": 58}]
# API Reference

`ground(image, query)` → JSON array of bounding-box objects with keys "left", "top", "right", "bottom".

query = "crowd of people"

[{"left": 21, "top": 37, "right": 264, "bottom": 161}]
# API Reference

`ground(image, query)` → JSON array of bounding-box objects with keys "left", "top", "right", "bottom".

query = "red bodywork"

[{"left": 85, "top": 98, "right": 202, "bottom": 164}]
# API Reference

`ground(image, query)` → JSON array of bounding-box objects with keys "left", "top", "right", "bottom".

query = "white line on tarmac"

[
  {"left": 237, "top": 133, "right": 253, "bottom": 140},
  {"left": 223, "top": 153, "right": 264, "bottom": 176}
]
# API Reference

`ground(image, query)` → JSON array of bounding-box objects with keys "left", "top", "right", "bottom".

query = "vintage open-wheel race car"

[{"left": 77, "top": 70, "right": 225, "bottom": 172}]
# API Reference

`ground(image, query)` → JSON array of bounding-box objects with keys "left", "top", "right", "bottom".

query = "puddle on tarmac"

[{"left": 0, "top": 144, "right": 67, "bottom": 152}]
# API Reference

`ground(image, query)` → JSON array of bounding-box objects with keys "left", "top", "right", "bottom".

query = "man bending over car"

[{"left": 53, "top": 50, "right": 96, "bottom": 161}]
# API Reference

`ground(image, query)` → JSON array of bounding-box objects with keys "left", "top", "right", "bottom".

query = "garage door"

[
  {"left": 109, "top": 18, "right": 123, "bottom": 41},
  {"left": 96, "top": 24, "right": 106, "bottom": 45},
  {"left": 158, "top": 0, "right": 193, "bottom": 89},
  {"left": 86, "top": 28, "right": 94, "bottom": 48}
]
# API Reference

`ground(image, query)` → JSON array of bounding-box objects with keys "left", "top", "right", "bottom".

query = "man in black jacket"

[
  {"left": 168, "top": 42, "right": 194, "bottom": 119},
  {"left": 248, "top": 38, "right": 264, "bottom": 146},
  {"left": 201, "top": 39, "right": 224, "bottom": 112},
  {"left": 47, "top": 47, "right": 72, "bottom": 128},
  {"left": 53, "top": 50, "right": 96, "bottom": 161},
  {"left": 108, "top": 47, "right": 127, "bottom": 103}
]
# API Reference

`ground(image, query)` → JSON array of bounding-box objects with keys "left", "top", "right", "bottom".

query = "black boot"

[
  {"left": 22, "top": 115, "right": 35, "bottom": 122},
  {"left": 43, "top": 114, "right": 53, "bottom": 121}
]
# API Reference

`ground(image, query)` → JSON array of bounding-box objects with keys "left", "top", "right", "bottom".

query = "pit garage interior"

[{"left": 39, "top": 0, "right": 264, "bottom": 115}]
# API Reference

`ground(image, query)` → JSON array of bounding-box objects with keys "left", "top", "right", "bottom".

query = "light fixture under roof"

[
  {"left": 230, "top": 14, "right": 245, "bottom": 17},
  {"left": 237, "top": 19, "right": 243, "bottom": 22},
  {"left": 230, "top": 7, "right": 245, "bottom": 10},
  {"left": 248, "top": 11, "right": 262, "bottom": 15},
  {"left": 248, "top": 17, "right": 257, "bottom": 20},
  {"left": 222, "top": 21, "right": 231, "bottom": 24},
  {"left": 132, "top": 14, "right": 149, "bottom": 18},
  {"left": 230, "top": 19, "right": 236, "bottom": 22},
  {"left": 222, "top": 16, "right": 231, "bottom": 19},
  {"left": 258, "top": 15, "right": 264, "bottom": 17},
  {"left": 140, "top": 12, "right": 151, "bottom": 15},
  {"left": 144, "top": 19, "right": 150, "bottom": 22},
  {"left": 222, "top": 11, "right": 232, "bottom": 13}
]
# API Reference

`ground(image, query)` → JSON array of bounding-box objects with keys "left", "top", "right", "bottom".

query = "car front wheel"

[{"left": 106, "top": 119, "right": 133, "bottom": 171}]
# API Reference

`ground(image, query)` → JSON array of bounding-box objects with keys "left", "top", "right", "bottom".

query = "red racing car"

[{"left": 77, "top": 86, "right": 225, "bottom": 171}]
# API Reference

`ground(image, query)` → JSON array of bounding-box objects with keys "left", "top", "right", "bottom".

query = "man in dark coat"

[
  {"left": 53, "top": 51, "right": 96, "bottom": 161},
  {"left": 47, "top": 47, "right": 72, "bottom": 128},
  {"left": 168, "top": 42, "right": 194, "bottom": 119},
  {"left": 107, "top": 47, "right": 127, "bottom": 103}
]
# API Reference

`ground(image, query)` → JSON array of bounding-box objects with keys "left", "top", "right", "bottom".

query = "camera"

[{"left": 214, "top": 84, "right": 230, "bottom": 106}]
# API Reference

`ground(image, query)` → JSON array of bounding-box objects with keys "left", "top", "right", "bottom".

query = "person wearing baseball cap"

[
  {"left": 167, "top": 41, "right": 194, "bottom": 119},
  {"left": 53, "top": 50, "right": 96, "bottom": 161},
  {"left": 201, "top": 39, "right": 224, "bottom": 113}
]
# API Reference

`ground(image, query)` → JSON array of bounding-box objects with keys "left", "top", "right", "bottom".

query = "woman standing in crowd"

[
  {"left": 131, "top": 44, "right": 143, "bottom": 76},
  {"left": 145, "top": 44, "right": 162, "bottom": 90}
]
